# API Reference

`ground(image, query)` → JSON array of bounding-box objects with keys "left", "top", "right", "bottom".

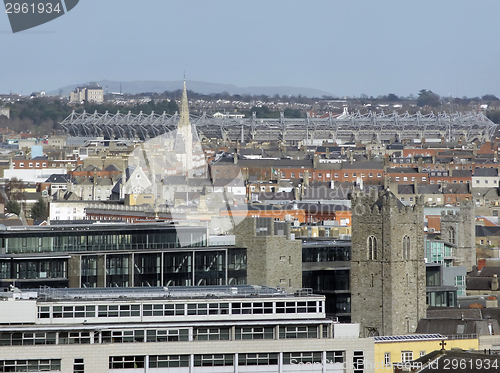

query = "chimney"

[
  {"left": 492, "top": 274, "right": 499, "bottom": 291},
  {"left": 304, "top": 171, "right": 310, "bottom": 187},
  {"left": 313, "top": 154, "right": 319, "bottom": 169},
  {"left": 384, "top": 175, "right": 390, "bottom": 189},
  {"left": 417, "top": 157, "right": 423, "bottom": 172},
  {"left": 234, "top": 152, "right": 238, "bottom": 165}
]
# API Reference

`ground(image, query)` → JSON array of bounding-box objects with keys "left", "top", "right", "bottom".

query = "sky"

[{"left": 1, "top": 0, "right": 499, "bottom": 98}]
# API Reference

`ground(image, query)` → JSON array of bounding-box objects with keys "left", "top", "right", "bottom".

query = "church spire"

[{"left": 179, "top": 79, "right": 189, "bottom": 128}]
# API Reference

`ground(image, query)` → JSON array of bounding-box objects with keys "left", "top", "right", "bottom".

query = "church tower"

[
  {"left": 350, "top": 190, "right": 426, "bottom": 337},
  {"left": 440, "top": 201, "right": 475, "bottom": 271}
]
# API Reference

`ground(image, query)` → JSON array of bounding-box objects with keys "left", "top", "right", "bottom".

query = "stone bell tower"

[{"left": 350, "top": 189, "right": 426, "bottom": 336}]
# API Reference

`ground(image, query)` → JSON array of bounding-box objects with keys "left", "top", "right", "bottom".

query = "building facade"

[{"left": 0, "top": 286, "right": 374, "bottom": 373}]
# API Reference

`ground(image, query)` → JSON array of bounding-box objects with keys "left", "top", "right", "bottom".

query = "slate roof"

[
  {"left": 416, "top": 318, "right": 500, "bottom": 336},
  {"left": 104, "top": 164, "right": 121, "bottom": 172},
  {"left": 340, "top": 161, "right": 384, "bottom": 170},
  {"left": 398, "top": 184, "right": 415, "bottom": 195},
  {"left": 474, "top": 168, "right": 498, "bottom": 177},
  {"left": 475, "top": 225, "right": 500, "bottom": 237},
  {"left": 44, "top": 174, "right": 75, "bottom": 184}
]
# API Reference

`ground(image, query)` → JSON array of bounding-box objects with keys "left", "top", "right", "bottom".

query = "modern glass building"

[{"left": 0, "top": 223, "right": 247, "bottom": 289}]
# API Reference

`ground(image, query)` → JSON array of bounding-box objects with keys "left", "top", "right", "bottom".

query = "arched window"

[
  {"left": 403, "top": 235, "right": 411, "bottom": 260},
  {"left": 367, "top": 236, "right": 377, "bottom": 260},
  {"left": 448, "top": 227, "right": 455, "bottom": 245}
]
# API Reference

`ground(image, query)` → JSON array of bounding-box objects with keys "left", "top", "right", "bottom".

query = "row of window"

[
  {"left": 110, "top": 351, "right": 347, "bottom": 369},
  {"left": 0, "top": 325, "right": 328, "bottom": 346},
  {"left": 366, "top": 235, "right": 412, "bottom": 261},
  {"left": 37, "top": 300, "right": 322, "bottom": 319},
  {"left": 0, "top": 359, "right": 61, "bottom": 372}
]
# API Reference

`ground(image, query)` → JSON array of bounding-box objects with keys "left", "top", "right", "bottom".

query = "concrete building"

[
  {"left": 0, "top": 285, "right": 373, "bottom": 373},
  {"left": 350, "top": 190, "right": 427, "bottom": 337},
  {"left": 0, "top": 107, "right": 10, "bottom": 118},
  {"left": 69, "top": 84, "right": 104, "bottom": 103}
]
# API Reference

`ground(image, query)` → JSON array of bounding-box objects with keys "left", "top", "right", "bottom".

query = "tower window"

[
  {"left": 367, "top": 236, "right": 377, "bottom": 260},
  {"left": 403, "top": 236, "right": 411, "bottom": 260},
  {"left": 448, "top": 227, "right": 455, "bottom": 245}
]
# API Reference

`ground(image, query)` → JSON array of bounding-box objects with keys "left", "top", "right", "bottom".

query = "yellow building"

[{"left": 373, "top": 334, "right": 478, "bottom": 371}]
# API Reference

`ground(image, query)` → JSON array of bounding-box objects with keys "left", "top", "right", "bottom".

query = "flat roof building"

[{"left": 0, "top": 285, "right": 373, "bottom": 373}]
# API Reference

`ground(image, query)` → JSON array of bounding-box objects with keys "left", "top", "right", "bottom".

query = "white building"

[
  {"left": 0, "top": 286, "right": 373, "bottom": 373},
  {"left": 472, "top": 168, "right": 499, "bottom": 188}
]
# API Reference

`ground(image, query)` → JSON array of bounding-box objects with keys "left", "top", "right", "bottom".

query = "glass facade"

[
  {"left": 0, "top": 258, "right": 67, "bottom": 280},
  {"left": 425, "top": 239, "right": 453, "bottom": 266},
  {"left": 302, "top": 242, "right": 351, "bottom": 262},
  {"left": 2, "top": 225, "right": 207, "bottom": 254}
]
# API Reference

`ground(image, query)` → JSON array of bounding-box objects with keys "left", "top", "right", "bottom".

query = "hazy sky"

[{"left": 1, "top": 0, "right": 499, "bottom": 97}]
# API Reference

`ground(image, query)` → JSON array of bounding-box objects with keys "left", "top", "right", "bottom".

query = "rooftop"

[{"left": 19, "top": 285, "right": 315, "bottom": 301}]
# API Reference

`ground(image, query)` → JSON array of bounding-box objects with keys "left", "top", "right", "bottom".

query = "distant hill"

[{"left": 49, "top": 80, "right": 334, "bottom": 98}]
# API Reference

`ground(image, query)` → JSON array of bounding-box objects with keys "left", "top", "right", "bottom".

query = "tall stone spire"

[{"left": 175, "top": 79, "right": 193, "bottom": 175}]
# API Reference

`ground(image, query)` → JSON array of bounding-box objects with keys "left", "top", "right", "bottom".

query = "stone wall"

[
  {"left": 441, "top": 202, "right": 476, "bottom": 271},
  {"left": 236, "top": 217, "right": 302, "bottom": 293}
]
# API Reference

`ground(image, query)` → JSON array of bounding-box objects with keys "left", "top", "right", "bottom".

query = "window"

[
  {"left": 369, "top": 173, "right": 373, "bottom": 178},
  {"left": 403, "top": 177, "right": 407, "bottom": 181},
  {"left": 194, "top": 354, "right": 234, "bottom": 367},
  {"left": 422, "top": 177, "right": 427, "bottom": 181},
  {"left": 353, "top": 351, "right": 364, "bottom": 373},
  {"left": 238, "top": 353, "right": 278, "bottom": 366},
  {"left": 377, "top": 173, "right": 382, "bottom": 178},
  {"left": 283, "top": 352, "right": 322, "bottom": 364},
  {"left": 0, "top": 360, "right": 61, "bottom": 372},
  {"left": 344, "top": 173, "right": 348, "bottom": 178},
  {"left": 403, "top": 236, "right": 411, "bottom": 260},
  {"left": 353, "top": 173, "right": 357, "bottom": 177},
  {"left": 291, "top": 172, "right": 295, "bottom": 178},
  {"left": 194, "top": 328, "right": 230, "bottom": 341},
  {"left": 146, "top": 328, "right": 188, "bottom": 342},
  {"left": 318, "top": 173, "right": 322, "bottom": 178},
  {"left": 299, "top": 172, "right": 303, "bottom": 178},
  {"left": 73, "top": 358, "right": 84, "bottom": 373},
  {"left": 279, "top": 325, "right": 318, "bottom": 339},
  {"left": 420, "top": 351, "right": 426, "bottom": 357},
  {"left": 149, "top": 355, "right": 189, "bottom": 368},
  {"left": 384, "top": 352, "right": 391, "bottom": 367},
  {"left": 401, "top": 351, "right": 413, "bottom": 362},
  {"left": 395, "top": 177, "right": 400, "bottom": 181},
  {"left": 455, "top": 276, "right": 465, "bottom": 286},
  {"left": 334, "top": 173, "right": 338, "bottom": 178},
  {"left": 448, "top": 227, "right": 455, "bottom": 245},
  {"left": 367, "top": 236, "right": 377, "bottom": 260},
  {"left": 235, "top": 326, "right": 274, "bottom": 340},
  {"left": 326, "top": 351, "right": 345, "bottom": 364},
  {"left": 109, "top": 356, "right": 145, "bottom": 369}
]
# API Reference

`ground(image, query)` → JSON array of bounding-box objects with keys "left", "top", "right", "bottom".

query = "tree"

[
  {"left": 482, "top": 94, "right": 499, "bottom": 102},
  {"left": 417, "top": 89, "right": 440, "bottom": 107},
  {"left": 4, "top": 178, "right": 25, "bottom": 201},
  {"left": 386, "top": 93, "right": 399, "bottom": 101},
  {"left": 30, "top": 198, "right": 48, "bottom": 221},
  {"left": 5, "top": 200, "right": 21, "bottom": 216}
]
